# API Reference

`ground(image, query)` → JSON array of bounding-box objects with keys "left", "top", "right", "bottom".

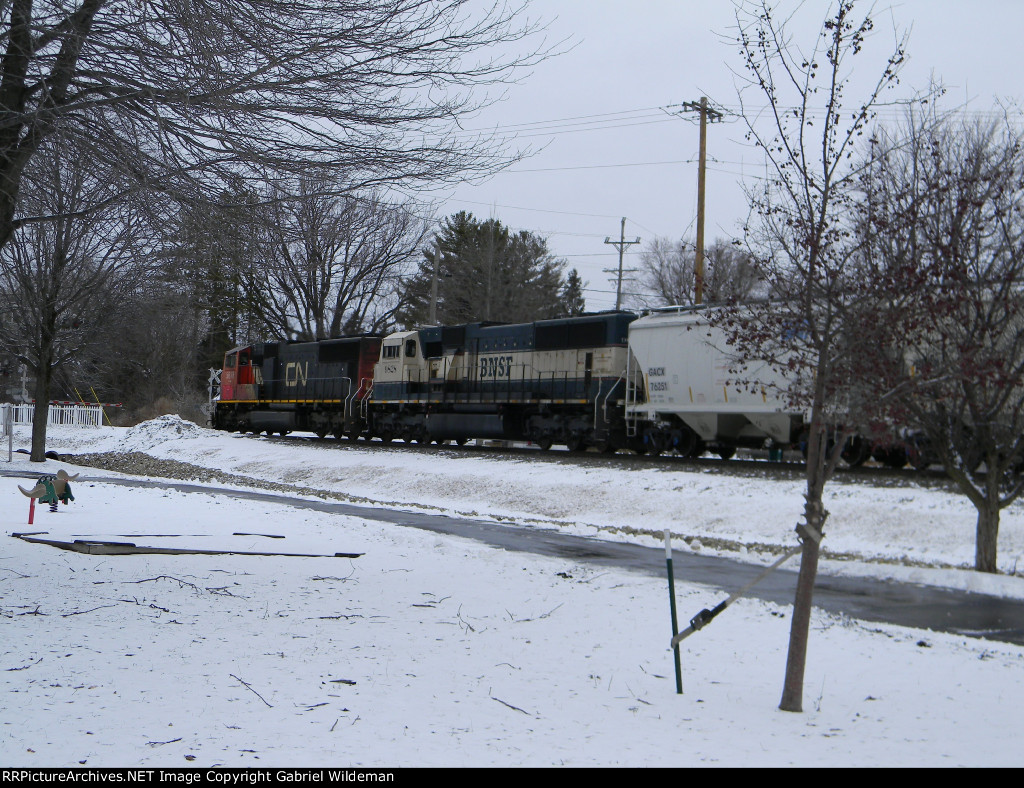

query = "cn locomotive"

[{"left": 214, "top": 308, "right": 874, "bottom": 462}]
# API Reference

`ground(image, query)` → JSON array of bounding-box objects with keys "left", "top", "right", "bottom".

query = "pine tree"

[
  {"left": 399, "top": 212, "right": 572, "bottom": 326},
  {"left": 561, "top": 269, "right": 587, "bottom": 315}
]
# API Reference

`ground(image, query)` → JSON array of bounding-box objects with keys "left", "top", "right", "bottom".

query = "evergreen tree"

[
  {"left": 561, "top": 269, "right": 587, "bottom": 316},
  {"left": 399, "top": 212, "right": 572, "bottom": 327}
]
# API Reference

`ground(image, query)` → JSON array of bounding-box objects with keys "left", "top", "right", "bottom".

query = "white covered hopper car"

[{"left": 625, "top": 307, "right": 807, "bottom": 458}]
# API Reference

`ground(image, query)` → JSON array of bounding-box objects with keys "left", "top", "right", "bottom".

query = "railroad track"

[{"left": 260, "top": 431, "right": 956, "bottom": 490}]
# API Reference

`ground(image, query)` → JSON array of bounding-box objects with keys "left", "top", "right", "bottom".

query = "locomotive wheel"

[
  {"left": 455, "top": 437, "right": 468, "bottom": 446},
  {"left": 566, "top": 435, "right": 585, "bottom": 453},
  {"left": 536, "top": 436, "right": 553, "bottom": 451},
  {"left": 378, "top": 430, "right": 393, "bottom": 444},
  {"left": 315, "top": 430, "right": 328, "bottom": 440}
]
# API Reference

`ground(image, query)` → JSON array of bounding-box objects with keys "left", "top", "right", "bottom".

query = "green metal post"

[{"left": 665, "top": 530, "right": 683, "bottom": 694}]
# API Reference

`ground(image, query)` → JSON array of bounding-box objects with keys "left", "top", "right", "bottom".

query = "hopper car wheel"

[
  {"left": 716, "top": 447, "right": 736, "bottom": 460},
  {"left": 674, "top": 428, "right": 700, "bottom": 458},
  {"left": 536, "top": 436, "right": 553, "bottom": 451},
  {"left": 882, "top": 447, "right": 908, "bottom": 469},
  {"left": 645, "top": 432, "right": 664, "bottom": 457},
  {"left": 840, "top": 436, "right": 871, "bottom": 468},
  {"left": 909, "top": 451, "right": 932, "bottom": 472}
]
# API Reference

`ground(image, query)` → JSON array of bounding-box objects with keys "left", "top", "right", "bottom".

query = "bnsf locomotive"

[
  {"left": 215, "top": 312, "right": 644, "bottom": 452},
  {"left": 212, "top": 308, "right": 867, "bottom": 462}
]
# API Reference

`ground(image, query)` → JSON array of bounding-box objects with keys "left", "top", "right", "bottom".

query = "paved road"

[{"left": 6, "top": 470, "right": 1024, "bottom": 646}]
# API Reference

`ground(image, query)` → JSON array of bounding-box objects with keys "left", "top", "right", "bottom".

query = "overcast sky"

[{"left": 428, "top": 0, "right": 1024, "bottom": 311}]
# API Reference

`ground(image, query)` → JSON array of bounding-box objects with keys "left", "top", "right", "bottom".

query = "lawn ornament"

[{"left": 20, "top": 470, "right": 78, "bottom": 519}]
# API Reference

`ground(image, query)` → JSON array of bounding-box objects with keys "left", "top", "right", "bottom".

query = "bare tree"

[
  {"left": 633, "top": 236, "right": 761, "bottom": 307},
  {"left": 171, "top": 177, "right": 266, "bottom": 373},
  {"left": 0, "top": 1, "right": 551, "bottom": 249},
  {"left": 0, "top": 136, "right": 151, "bottom": 460},
  {"left": 859, "top": 110, "right": 1024, "bottom": 574},
  {"left": 255, "top": 182, "right": 429, "bottom": 340},
  {"left": 726, "top": 0, "right": 911, "bottom": 712},
  {"left": 77, "top": 286, "right": 208, "bottom": 422}
]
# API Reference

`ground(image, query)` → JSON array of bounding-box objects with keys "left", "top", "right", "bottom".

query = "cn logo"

[{"left": 285, "top": 362, "right": 308, "bottom": 387}]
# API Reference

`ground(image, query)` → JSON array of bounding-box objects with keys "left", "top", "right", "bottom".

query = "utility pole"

[
  {"left": 604, "top": 217, "right": 640, "bottom": 310},
  {"left": 676, "top": 98, "right": 723, "bottom": 304},
  {"left": 428, "top": 245, "right": 440, "bottom": 325}
]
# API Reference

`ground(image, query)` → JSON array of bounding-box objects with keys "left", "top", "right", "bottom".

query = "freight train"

[{"left": 213, "top": 307, "right": 895, "bottom": 465}]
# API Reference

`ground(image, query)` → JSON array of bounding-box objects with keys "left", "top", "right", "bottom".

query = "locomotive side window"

[
  {"left": 225, "top": 354, "right": 237, "bottom": 369},
  {"left": 405, "top": 339, "right": 417, "bottom": 358},
  {"left": 383, "top": 345, "right": 400, "bottom": 359}
]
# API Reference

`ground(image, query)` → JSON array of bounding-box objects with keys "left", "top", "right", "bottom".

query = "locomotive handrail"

[
  {"left": 358, "top": 378, "right": 373, "bottom": 419},
  {"left": 596, "top": 373, "right": 626, "bottom": 430},
  {"left": 336, "top": 377, "right": 353, "bottom": 417},
  {"left": 625, "top": 351, "right": 638, "bottom": 437}
]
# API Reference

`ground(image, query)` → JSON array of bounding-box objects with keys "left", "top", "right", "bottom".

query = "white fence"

[{"left": 5, "top": 403, "right": 104, "bottom": 428}]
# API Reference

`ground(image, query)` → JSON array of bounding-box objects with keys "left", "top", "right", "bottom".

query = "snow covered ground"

[{"left": 1, "top": 417, "right": 1023, "bottom": 767}]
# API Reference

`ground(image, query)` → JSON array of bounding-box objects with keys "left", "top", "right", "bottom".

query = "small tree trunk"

[
  {"left": 779, "top": 533, "right": 821, "bottom": 712},
  {"left": 780, "top": 416, "right": 829, "bottom": 713},
  {"left": 974, "top": 502, "right": 1000, "bottom": 574}
]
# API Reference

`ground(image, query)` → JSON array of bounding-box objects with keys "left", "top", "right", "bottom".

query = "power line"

[
  {"left": 507, "top": 158, "right": 698, "bottom": 173},
  {"left": 447, "top": 197, "right": 623, "bottom": 220}
]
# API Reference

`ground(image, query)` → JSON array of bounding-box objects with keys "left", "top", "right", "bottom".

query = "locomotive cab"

[
  {"left": 373, "top": 331, "right": 428, "bottom": 397},
  {"left": 221, "top": 346, "right": 261, "bottom": 402}
]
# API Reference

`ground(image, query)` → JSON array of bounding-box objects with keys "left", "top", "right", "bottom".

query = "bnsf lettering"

[
  {"left": 648, "top": 367, "right": 666, "bottom": 377},
  {"left": 285, "top": 361, "right": 308, "bottom": 387},
  {"left": 480, "top": 355, "right": 515, "bottom": 379}
]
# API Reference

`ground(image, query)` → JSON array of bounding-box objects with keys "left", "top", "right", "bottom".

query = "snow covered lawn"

[{"left": 1, "top": 418, "right": 1022, "bottom": 766}]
